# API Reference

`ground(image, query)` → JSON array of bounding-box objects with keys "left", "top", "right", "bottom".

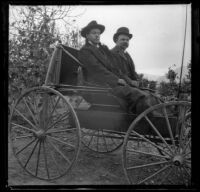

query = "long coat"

[
  {"left": 78, "top": 42, "right": 152, "bottom": 113},
  {"left": 78, "top": 43, "right": 119, "bottom": 88},
  {"left": 111, "top": 46, "right": 138, "bottom": 85}
]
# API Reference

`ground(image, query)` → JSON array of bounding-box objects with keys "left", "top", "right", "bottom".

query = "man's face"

[
  {"left": 86, "top": 28, "right": 101, "bottom": 44},
  {"left": 116, "top": 34, "right": 130, "bottom": 50}
]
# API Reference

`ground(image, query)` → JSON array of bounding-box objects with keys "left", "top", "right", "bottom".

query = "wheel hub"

[
  {"left": 35, "top": 129, "right": 46, "bottom": 140},
  {"left": 173, "top": 155, "right": 184, "bottom": 166}
]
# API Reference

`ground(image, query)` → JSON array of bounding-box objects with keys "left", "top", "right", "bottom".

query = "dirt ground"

[{"left": 8, "top": 139, "right": 128, "bottom": 186}]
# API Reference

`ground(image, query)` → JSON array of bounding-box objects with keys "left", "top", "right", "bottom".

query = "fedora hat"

[
  {"left": 81, "top": 20, "right": 105, "bottom": 38},
  {"left": 113, "top": 27, "right": 133, "bottom": 43}
]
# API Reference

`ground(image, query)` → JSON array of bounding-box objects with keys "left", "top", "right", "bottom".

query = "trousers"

[{"left": 110, "top": 85, "right": 161, "bottom": 114}]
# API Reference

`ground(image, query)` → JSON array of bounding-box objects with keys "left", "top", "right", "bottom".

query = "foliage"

[
  {"left": 148, "top": 80, "right": 157, "bottom": 90},
  {"left": 158, "top": 81, "right": 179, "bottom": 97},
  {"left": 166, "top": 64, "right": 178, "bottom": 83},
  {"left": 157, "top": 62, "right": 191, "bottom": 101},
  {"left": 180, "top": 62, "right": 191, "bottom": 96},
  {"left": 137, "top": 73, "right": 157, "bottom": 90},
  {"left": 9, "top": 6, "right": 84, "bottom": 104}
]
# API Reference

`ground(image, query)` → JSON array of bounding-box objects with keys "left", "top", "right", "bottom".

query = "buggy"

[{"left": 9, "top": 44, "right": 191, "bottom": 185}]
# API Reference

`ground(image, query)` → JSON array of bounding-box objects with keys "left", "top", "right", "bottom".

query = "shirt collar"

[
  {"left": 88, "top": 40, "right": 100, "bottom": 48},
  {"left": 115, "top": 45, "right": 127, "bottom": 53}
]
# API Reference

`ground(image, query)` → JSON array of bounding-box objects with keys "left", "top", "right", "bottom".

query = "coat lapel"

[
  {"left": 83, "top": 44, "right": 108, "bottom": 67},
  {"left": 112, "top": 46, "right": 127, "bottom": 61},
  {"left": 112, "top": 46, "right": 135, "bottom": 75},
  {"left": 125, "top": 52, "right": 135, "bottom": 70}
]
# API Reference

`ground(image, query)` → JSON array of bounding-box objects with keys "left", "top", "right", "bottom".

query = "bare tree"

[{"left": 9, "top": 5, "right": 85, "bottom": 106}]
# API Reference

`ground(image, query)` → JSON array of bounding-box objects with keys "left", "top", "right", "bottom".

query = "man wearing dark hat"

[
  {"left": 111, "top": 27, "right": 139, "bottom": 88},
  {"left": 78, "top": 21, "right": 160, "bottom": 114}
]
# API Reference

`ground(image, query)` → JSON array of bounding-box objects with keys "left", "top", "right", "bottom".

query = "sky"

[
  {"left": 72, "top": 4, "right": 191, "bottom": 76},
  {"left": 9, "top": 4, "right": 191, "bottom": 76}
]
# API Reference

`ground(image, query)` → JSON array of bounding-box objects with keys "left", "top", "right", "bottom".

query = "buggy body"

[{"left": 9, "top": 44, "right": 191, "bottom": 185}]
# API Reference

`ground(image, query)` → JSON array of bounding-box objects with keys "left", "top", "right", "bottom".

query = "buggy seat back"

[
  {"left": 44, "top": 44, "right": 128, "bottom": 111},
  {"left": 45, "top": 44, "right": 82, "bottom": 86}
]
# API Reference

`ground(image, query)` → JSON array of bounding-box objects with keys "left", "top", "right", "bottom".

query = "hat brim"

[
  {"left": 113, "top": 32, "right": 133, "bottom": 43},
  {"left": 81, "top": 24, "right": 105, "bottom": 38}
]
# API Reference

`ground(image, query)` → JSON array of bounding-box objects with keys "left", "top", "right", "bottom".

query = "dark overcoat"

[
  {"left": 111, "top": 46, "right": 138, "bottom": 85},
  {"left": 78, "top": 43, "right": 151, "bottom": 112},
  {"left": 78, "top": 43, "right": 119, "bottom": 87}
]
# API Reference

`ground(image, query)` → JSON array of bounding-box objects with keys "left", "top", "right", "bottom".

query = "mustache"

[{"left": 122, "top": 42, "right": 128, "bottom": 47}]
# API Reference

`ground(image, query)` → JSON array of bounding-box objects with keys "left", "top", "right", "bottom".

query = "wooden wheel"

[
  {"left": 81, "top": 128, "right": 124, "bottom": 153},
  {"left": 123, "top": 101, "right": 191, "bottom": 185},
  {"left": 9, "top": 86, "right": 81, "bottom": 180}
]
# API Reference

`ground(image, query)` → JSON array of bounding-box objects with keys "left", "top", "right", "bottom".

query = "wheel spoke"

[
  {"left": 133, "top": 130, "right": 171, "bottom": 157},
  {"left": 185, "top": 128, "right": 191, "bottom": 143},
  {"left": 14, "top": 108, "right": 38, "bottom": 130},
  {"left": 82, "top": 128, "right": 123, "bottom": 153},
  {"left": 46, "top": 97, "right": 61, "bottom": 126},
  {"left": 107, "top": 131, "right": 119, "bottom": 146},
  {"left": 159, "top": 166, "right": 173, "bottom": 184},
  {"left": 46, "top": 127, "right": 76, "bottom": 134},
  {"left": 184, "top": 162, "right": 191, "bottom": 169},
  {"left": 11, "top": 123, "right": 36, "bottom": 133},
  {"left": 47, "top": 135, "right": 75, "bottom": 149},
  {"left": 131, "top": 124, "right": 172, "bottom": 157},
  {"left": 22, "top": 97, "right": 38, "bottom": 127},
  {"left": 32, "top": 94, "right": 40, "bottom": 115},
  {"left": 87, "top": 130, "right": 95, "bottom": 147},
  {"left": 47, "top": 137, "right": 71, "bottom": 164},
  {"left": 144, "top": 116, "right": 174, "bottom": 154},
  {"left": 126, "top": 148, "right": 169, "bottom": 159},
  {"left": 27, "top": 95, "right": 40, "bottom": 124},
  {"left": 127, "top": 160, "right": 169, "bottom": 170},
  {"left": 138, "top": 164, "right": 171, "bottom": 184},
  {"left": 99, "top": 129, "right": 125, "bottom": 136},
  {"left": 177, "top": 166, "right": 185, "bottom": 185},
  {"left": 24, "top": 139, "right": 39, "bottom": 168},
  {"left": 26, "top": 96, "right": 35, "bottom": 110},
  {"left": 162, "top": 106, "right": 176, "bottom": 148},
  {"left": 182, "top": 165, "right": 191, "bottom": 178},
  {"left": 46, "top": 140, "right": 62, "bottom": 176},
  {"left": 35, "top": 140, "right": 42, "bottom": 177},
  {"left": 96, "top": 130, "right": 100, "bottom": 152},
  {"left": 101, "top": 130, "right": 108, "bottom": 152},
  {"left": 15, "top": 138, "right": 37, "bottom": 155},
  {"left": 183, "top": 138, "right": 191, "bottom": 153},
  {"left": 110, "top": 135, "right": 119, "bottom": 147},
  {"left": 178, "top": 106, "right": 187, "bottom": 148},
  {"left": 15, "top": 134, "right": 34, "bottom": 139},
  {"left": 124, "top": 102, "right": 191, "bottom": 185},
  {"left": 9, "top": 87, "right": 81, "bottom": 180},
  {"left": 42, "top": 140, "right": 50, "bottom": 179},
  {"left": 183, "top": 150, "right": 191, "bottom": 158},
  {"left": 46, "top": 112, "right": 70, "bottom": 132}
]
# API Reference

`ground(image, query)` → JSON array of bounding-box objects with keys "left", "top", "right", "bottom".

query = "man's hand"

[
  {"left": 130, "top": 80, "right": 139, "bottom": 87},
  {"left": 118, "top": 79, "right": 127, "bottom": 86}
]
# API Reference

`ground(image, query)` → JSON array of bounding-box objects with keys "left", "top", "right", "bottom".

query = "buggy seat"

[
  {"left": 44, "top": 44, "right": 178, "bottom": 135},
  {"left": 45, "top": 44, "right": 128, "bottom": 112}
]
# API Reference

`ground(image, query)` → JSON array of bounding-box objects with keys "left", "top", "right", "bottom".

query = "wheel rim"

[
  {"left": 123, "top": 101, "right": 191, "bottom": 185},
  {"left": 81, "top": 128, "right": 124, "bottom": 153},
  {"left": 9, "top": 86, "right": 81, "bottom": 180}
]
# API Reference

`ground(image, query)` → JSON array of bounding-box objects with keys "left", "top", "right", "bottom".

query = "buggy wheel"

[
  {"left": 9, "top": 86, "right": 81, "bottom": 181},
  {"left": 123, "top": 101, "right": 191, "bottom": 185},
  {"left": 81, "top": 128, "right": 124, "bottom": 153}
]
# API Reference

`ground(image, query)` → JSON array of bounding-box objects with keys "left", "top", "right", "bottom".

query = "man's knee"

[{"left": 134, "top": 94, "right": 160, "bottom": 114}]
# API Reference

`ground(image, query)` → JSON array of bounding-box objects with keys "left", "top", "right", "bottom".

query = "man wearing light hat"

[
  {"left": 111, "top": 27, "right": 139, "bottom": 88},
  {"left": 78, "top": 20, "right": 120, "bottom": 87},
  {"left": 78, "top": 21, "right": 160, "bottom": 114}
]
